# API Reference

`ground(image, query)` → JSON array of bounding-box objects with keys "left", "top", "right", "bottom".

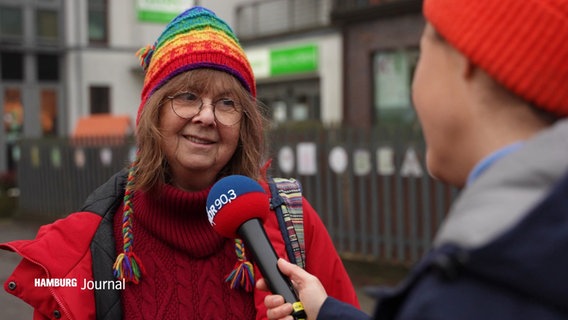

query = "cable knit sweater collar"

[{"left": 131, "top": 183, "right": 226, "bottom": 258}]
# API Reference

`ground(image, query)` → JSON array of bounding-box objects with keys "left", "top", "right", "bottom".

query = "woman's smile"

[{"left": 183, "top": 134, "right": 215, "bottom": 145}]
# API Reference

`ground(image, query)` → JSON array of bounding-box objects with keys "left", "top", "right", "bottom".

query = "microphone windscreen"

[{"left": 206, "top": 175, "right": 270, "bottom": 238}]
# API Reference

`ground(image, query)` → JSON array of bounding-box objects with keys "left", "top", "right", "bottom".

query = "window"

[
  {"left": 88, "top": 0, "right": 108, "bottom": 45},
  {"left": 0, "top": 6, "right": 23, "bottom": 42},
  {"left": 90, "top": 86, "right": 110, "bottom": 114},
  {"left": 40, "top": 89, "right": 57, "bottom": 136},
  {"left": 258, "top": 79, "right": 321, "bottom": 127},
  {"left": 3, "top": 88, "right": 24, "bottom": 141},
  {"left": 1, "top": 52, "right": 24, "bottom": 80},
  {"left": 373, "top": 49, "right": 419, "bottom": 127},
  {"left": 3, "top": 87, "right": 23, "bottom": 171},
  {"left": 37, "top": 54, "right": 60, "bottom": 81},
  {"left": 36, "top": 9, "right": 59, "bottom": 43}
]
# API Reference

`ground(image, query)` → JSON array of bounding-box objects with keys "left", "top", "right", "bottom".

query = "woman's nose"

[{"left": 192, "top": 103, "right": 216, "bottom": 125}]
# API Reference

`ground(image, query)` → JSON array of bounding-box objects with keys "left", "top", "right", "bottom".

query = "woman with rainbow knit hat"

[
  {"left": 0, "top": 7, "right": 359, "bottom": 319},
  {"left": 260, "top": 0, "right": 568, "bottom": 319}
]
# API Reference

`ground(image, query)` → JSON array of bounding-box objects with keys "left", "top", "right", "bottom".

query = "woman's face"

[{"left": 159, "top": 76, "right": 242, "bottom": 191}]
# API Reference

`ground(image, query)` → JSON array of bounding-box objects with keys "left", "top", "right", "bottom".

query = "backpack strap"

[
  {"left": 225, "top": 177, "right": 305, "bottom": 292},
  {"left": 81, "top": 169, "right": 128, "bottom": 319},
  {"left": 268, "top": 177, "right": 306, "bottom": 269}
]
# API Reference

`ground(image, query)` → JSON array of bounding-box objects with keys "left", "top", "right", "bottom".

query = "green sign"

[
  {"left": 137, "top": 0, "right": 194, "bottom": 23},
  {"left": 270, "top": 44, "right": 318, "bottom": 76},
  {"left": 138, "top": 10, "right": 177, "bottom": 23}
]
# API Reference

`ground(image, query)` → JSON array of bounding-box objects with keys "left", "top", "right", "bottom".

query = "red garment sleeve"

[
  {"left": 253, "top": 197, "right": 360, "bottom": 320},
  {"left": 301, "top": 198, "right": 361, "bottom": 308}
]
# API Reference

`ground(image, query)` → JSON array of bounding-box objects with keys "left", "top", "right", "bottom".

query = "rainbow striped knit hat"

[{"left": 135, "top": 6, "right": 256, "bottom": 124}]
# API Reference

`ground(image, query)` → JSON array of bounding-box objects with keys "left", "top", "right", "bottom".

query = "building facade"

[
  {"left": 332, "top": 0, "right": 424, "bottom": 130},
  {"left": 1, "top": 0, "right": 66, "bottom": 171},
  {"left": 0, "top": 0, "right": 199, "bottom": 172},
  {"left": 0, "top": 0, "right": 424, "bottom": 172},
  {"left": 234, "top": 0, "right": 342, "bottom": 127}
]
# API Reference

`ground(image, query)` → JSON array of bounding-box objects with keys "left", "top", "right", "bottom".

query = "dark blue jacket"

[
  {"left": 319, "top": 121, "right": 568, "bottom": 320},
  {"left": 320, "top": 170, "right": 568, "bottom": 319}
]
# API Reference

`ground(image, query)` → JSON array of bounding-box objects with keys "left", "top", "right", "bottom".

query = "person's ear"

[
  {"left": 448, "top": 43, "right": 476, "bottom": 81},
  {"left": 463, "top": 59, "right": 478, "bottom": 80}
]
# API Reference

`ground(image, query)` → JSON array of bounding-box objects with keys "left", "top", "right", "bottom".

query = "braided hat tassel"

[
  {"left": 113, "top": 162, "right": 146, "bottom": 284},
  {"left": 225, "top": 238, "right": 254, "bottom": 292}
]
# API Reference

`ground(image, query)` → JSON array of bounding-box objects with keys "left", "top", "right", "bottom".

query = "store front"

[{"left": 246, "top": 37, "right": 342, "bottom": 127}]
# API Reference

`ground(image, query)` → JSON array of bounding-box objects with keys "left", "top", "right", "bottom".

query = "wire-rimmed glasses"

[{"left": 166, "top": 91, "right": 243, "bottom": 126}]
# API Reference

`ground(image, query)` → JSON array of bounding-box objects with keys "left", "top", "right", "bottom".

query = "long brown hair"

[{"left": 132, "top": 69, "right": 269, "bottom": 191}]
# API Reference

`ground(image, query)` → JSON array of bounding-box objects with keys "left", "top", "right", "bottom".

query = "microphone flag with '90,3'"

[
  {"left": 206, "top": 175, "right": 307, "bottom": 320},
  {"left": 206, "top": 174, "right": 270, "bottom": 238}
]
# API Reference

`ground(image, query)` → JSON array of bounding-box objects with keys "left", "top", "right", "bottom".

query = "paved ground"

[
  {"left": 0, "top": 218, "right": 408, "bottom": 318},
  {"left": 342, "top": 258, "right": 409, "bottom": 314}
]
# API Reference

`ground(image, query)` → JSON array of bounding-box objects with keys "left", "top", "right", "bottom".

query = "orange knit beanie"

[{"left": 424, "top": 0, "right": 568, "bottom": 117}]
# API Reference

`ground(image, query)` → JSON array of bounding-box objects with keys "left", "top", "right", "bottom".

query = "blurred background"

[{"left": 0, "top": 0, "right": 456, "bottom": 316}]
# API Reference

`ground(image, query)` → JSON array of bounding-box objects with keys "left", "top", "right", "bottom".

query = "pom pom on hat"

[
  {"left": 135, "top": 44, "right": 155, "bottom": 72},
  {"left": 424, "top": 0, "right": 568, "bottom": 117},
  {"left": 136, "top": 6, "right": 256, "bottom": 124}
]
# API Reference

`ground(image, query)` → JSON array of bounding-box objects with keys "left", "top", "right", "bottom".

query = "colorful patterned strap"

[
  {"left": 268, "top": 177, "right": 306, "bottom": 269},
  {"left": 225, "top": 177, "right": 305, "bottom": 292}
]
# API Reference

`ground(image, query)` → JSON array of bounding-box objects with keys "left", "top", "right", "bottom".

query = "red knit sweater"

[{"left": 114, "top": 183, "right": 256, "bottom": 319}]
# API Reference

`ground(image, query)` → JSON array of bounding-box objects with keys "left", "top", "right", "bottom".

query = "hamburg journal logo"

[{"left": 34, "top": 278, "right": 126, "bottom": 290}]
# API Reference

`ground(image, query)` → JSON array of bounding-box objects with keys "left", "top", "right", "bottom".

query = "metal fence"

[
  {"left": 13, "top": 126, "right": 456, "bottom": 265},
  {"left": 15, "top": 136, "right": 135, "bottom": 218},
  {"left": 266, "top": 125, "right": 457, "bottom": 265}
]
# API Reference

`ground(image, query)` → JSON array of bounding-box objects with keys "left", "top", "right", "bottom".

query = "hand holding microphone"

[
  {"left": 206, "top": 175, "right": 307, "bottom": 320},
  {"left": 259, "top": 258, "right": 329, "bottom": 320}
]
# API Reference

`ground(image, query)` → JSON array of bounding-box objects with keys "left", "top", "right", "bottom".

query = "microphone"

[{"left": 207, "top": 175, "right": 307, "bottom": 320}]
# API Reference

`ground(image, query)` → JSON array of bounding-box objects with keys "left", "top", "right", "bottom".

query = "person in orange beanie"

[{"left": 259, "top": 0, "right": 568, "bottom": 319}]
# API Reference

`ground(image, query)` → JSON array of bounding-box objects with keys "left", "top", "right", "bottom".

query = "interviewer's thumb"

[
  {"left": 277, "top": 258, "right": 297, "bottom": 276},
  {"left": 277, "top": 258, "right": 328, "bottom": 319}
]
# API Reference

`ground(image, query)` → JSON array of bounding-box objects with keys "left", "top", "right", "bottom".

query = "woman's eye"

[
  {"left": 216, "top": 99, "right": 236, "bottom": 108},
  {"left": 178, "top": 92, "right": 199, "bottom": 102}
]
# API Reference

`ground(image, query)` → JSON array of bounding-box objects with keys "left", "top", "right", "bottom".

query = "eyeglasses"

[{"left": 166, "top": 91, "right": 243, "bottom": 126}]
